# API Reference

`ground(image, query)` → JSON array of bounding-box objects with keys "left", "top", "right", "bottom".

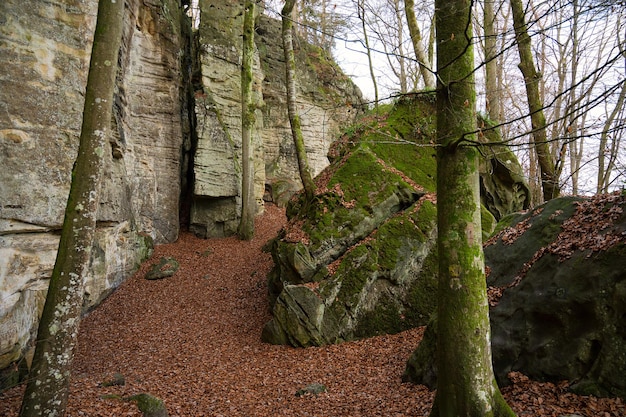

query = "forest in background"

[{"left": 258, "top": 0, "right": 625, "bottom": 200}]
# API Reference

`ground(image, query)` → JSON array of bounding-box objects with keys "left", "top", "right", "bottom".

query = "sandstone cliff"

[
  {"left": 0, "top": 0, "right": 363, "bottom": 384},
  {"left": 1, "top": 0, "right": 187, "bottom": 377},
  {"left": 189, "top": 2, "right": 363, "bottom": 238}
]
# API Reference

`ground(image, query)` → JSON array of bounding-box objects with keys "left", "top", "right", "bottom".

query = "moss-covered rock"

[
  {"left": 145, "top": 257, "right": 180, "bottom": 280},
  {"left": 405, "top": 192, "right": 626, "bottom": 399},
  {"left": 262, "top": 96, "right": 528, "bottom": 347},
  {"left": 125, "top": 393, "right": 168, "bottom": 417}
]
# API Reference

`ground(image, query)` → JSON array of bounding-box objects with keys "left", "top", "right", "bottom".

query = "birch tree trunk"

[
  {"left": 282, "top": 0, "right": 316, "bottom": 202},
  {"left": 19, "top": 0, "right": 123, "bottom": 415},
  {"left": 430, "top": 0, "right": 515, "bottom": 415},
  {"left": 510, "top": 0, "right": 559, "bottom": 202},
  {"left": 238, "top": 0, "right": 257, "bottom": 240},
  {"left": 404, "top": 0, "right": 435, "bottom": 89}
]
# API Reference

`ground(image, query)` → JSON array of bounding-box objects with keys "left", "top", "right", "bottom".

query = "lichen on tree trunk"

[
  {"left": 19, "top": 0, "right": 124, "bottom": 415},
  {"left": 510, "top": 0, "right": 559, "bottom": 202},
  {"left": 238, "top": 0, "right": 257, "bottom": 240},
  {"left": 282, "top": 0, "right": 316, "bottom": 203},
  {"left": 430, "top": 0, "right": 516, "bottom": 415}
]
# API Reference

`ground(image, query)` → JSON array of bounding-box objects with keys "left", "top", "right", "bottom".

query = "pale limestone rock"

[
  {"left": 0, "top": 0, "right": 184, "bottom": 373},
  {"left": 190, "top": 0, "right": 266, "bottom": 238},
  {"left": 84, "top": 222, "right": 153, "bottom": 308},
  {"left": 0, "top": 0, "right": 97, "bottom": 228},
  {"left": 0, "top": 0, "right": 364, "bottom": 378},
  {"left": 189, "top": 6, "right": 363, "bottom": 237},
  {"left": 0, "top": 233, "right": 57, "bottom": 369},
  {"left": 256, "top": 15, "right": 362, "bottom": 202}
]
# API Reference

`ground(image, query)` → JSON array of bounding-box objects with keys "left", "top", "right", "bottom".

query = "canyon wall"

[
  {"left": 0, "top": 0, "right": 363, "bottom": 383},
  {"left": 0, "top": 0, "right": 188, "bottom": 377}
]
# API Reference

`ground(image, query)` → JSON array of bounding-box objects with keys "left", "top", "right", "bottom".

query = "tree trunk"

[
  {"left": 357, "top": 0, "right": 379, "bottom": 106},
  {"left": 238, "top": 0, "right": 257, "bottom": 240},
  {"left": 282, "top": 0, "right": 316, "bottom": 202},
  {"left": 393, "top": 0, "right": 408, "bottom": 93},
  {"left": 510, "top": 0, "right": 559, "bottom": 202},
  {"left": 483, "top": 0, "right": 500, "bottom": 122},
  {"left": 19, "top": 0, "right": 123, "bottom": 415},
  {"left": 597, "top": 77, "right": 626, "bottom": 193},
  {"left": 430, "top": 0, "right": 516, "bottom": 415},
  {"left": 404, "top": 0, "right": 435, "bottom": 89}
]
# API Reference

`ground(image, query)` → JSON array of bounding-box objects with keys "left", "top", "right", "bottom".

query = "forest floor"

[{"left": 1, "top": 204, "right": 624, "bottom": 416}]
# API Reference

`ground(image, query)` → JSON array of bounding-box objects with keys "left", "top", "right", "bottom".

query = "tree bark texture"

[
  {"left": 357, "top": 0, "right": 379, "bottom": 106},
  {"left": 238, "top": 0, "right": 257, "bottom": 240},
  {"left": 404, "top": 0, "right": 435, "bottom": 89},
  {"left": 510, "top": 0, "right": 559, "bottom": 202},
  {"left": 431, "top": 0, "right": 516, "bottom": 415},
  {"left": 19, "top": 0, "right": 123, "bottom": 415},
  {"left": 282, "top": 0, "right": 316, "bottom": 202},
  {"left": 483, "top": 0, "right": 501, "bottom": 122}
]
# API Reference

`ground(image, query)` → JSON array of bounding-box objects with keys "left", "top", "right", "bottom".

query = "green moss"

[
  {"left": 375, "top": 220, "right": 409, "bottom": 272},
  {"left": 404, "top": 250, "right": 438, "bottom": 325},
  {"left": 125, "top": 393, "right": 167, "bottom": 417},
  {"left": 481, "top": 205, "right": 497, "bottom": 240},
  {"left": 416, "top": 200, "right": 437, "bottom": 232},
  {"left": 362, "top": 98, "right": 438, "bottom": 192},
  {"left": 354, "top": 292, "right": 406, "bottom": 338},
  {"left": 334, "top": 244, "right": 376, "bottom": 307},
  {"left": 328, "top": 147, "right": 393, "bottom": 205}
]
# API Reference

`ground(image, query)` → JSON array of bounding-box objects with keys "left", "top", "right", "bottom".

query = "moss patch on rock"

[{"left": 263, "top": 95, "right": 528, "bottom": 347}]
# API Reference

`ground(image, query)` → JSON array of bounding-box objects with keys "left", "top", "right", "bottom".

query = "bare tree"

[
  {"left": 510, "top": 0, "right": 560, "bottom": 202},
  {"left": 483, "top": 0, "right": 502, "bottom": 122},
  {"left": 356, "top": 0, "right": 380, "bottom": 104},
  {"left": 430, "top": 0, "right": 516, "bottom": 413},
  {"left": 598, "top": 25, "right": 626, "bottom": 193},
  {"left": 282, "top": 0, "right": 317, "bottom": 201},
  {"left": 238, "top": 0, "right": 257, "bottom": 240},
  {"left": 19, "top": 0, "right": 124, "bottom": 414},
  {"left": 404, "top": 0, "right": 435, "bottom": 89}
]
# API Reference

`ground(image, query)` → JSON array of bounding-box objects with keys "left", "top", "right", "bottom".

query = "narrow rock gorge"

[{"left": 0, "top": 0, "right": 363, "bottom": 385}]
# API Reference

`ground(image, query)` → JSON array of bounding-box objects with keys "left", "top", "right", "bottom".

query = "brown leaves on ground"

[{"left": 1, "top": 204, "right": 624, "bottom": 416}]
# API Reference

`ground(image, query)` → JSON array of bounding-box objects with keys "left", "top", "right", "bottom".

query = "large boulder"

[
  {"left": 487, "top": 192, "right": 626, "bottom": 398},
  {"left": 262, "top": 96, "right": 530, "bottom": 347},
  {"left": 404, "top": 192, "right": 626, "bottom": 399}
]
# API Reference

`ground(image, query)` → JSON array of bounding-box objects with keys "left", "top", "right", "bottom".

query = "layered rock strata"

[
  {"left": 189, "top": 3, "right": 363, "bottom": 238},
  {"left": 0, "top": 0, "right": 186, "bottom": 376}
]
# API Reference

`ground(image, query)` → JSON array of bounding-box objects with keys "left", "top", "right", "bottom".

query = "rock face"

[
  {"left": 189, "top": 4, "right": 364, "bottom": 238},
  {"left": 486, "top": 193, "right": 626, "bottom": 399},
  {"left": 404, "top": 192, "right": 626, "bottom": 399},
  {"left": 0, "top": 0, "right": 364, "bottom": 384},
  {"left": 256, "top": 15, "right": 363, "bottom": 205},
  {"left": 261, "top": 96, "right": 530, "bottom": 347},
  {"left": 190, "top": 0, "right": 266, "bottom": 238},
  {"left": 0, "top": 0, "right": 186, "bottom": 376}
]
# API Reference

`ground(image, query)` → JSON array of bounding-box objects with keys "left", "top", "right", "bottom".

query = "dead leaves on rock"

[
  {"left": 549, "top": 192, "right": 625, "bottom": 261},
  {"left": 487, "top": 192, "right": 626, "bottom": 306}
]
